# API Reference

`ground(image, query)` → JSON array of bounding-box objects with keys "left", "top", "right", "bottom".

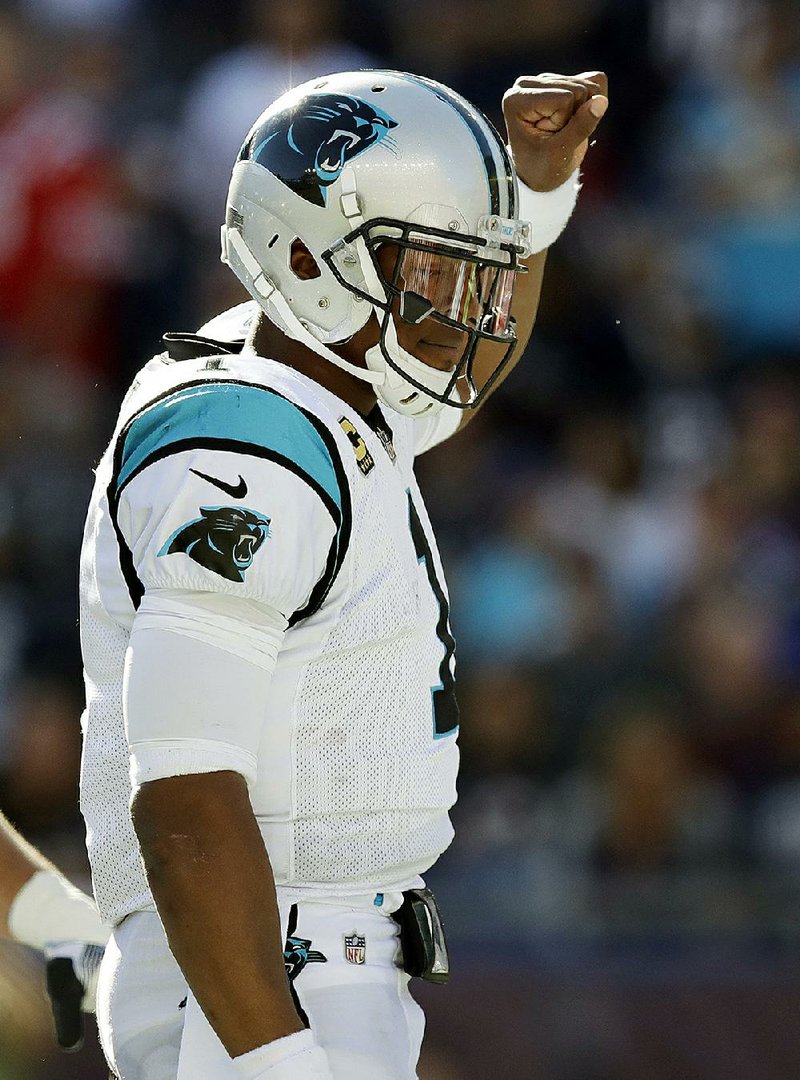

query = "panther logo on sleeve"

[
  {"left": 239, "top": 93, "right": 398, "bottom": 206},
  {"left": 158, "top": 506, "right": 271, "bottom": 583}
]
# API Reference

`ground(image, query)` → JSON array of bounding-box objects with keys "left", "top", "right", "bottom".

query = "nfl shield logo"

[{"left": 344, "top": 931, "right": 366, "bottom": 965}]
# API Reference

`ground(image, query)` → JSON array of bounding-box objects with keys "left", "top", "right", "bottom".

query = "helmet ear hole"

[{"left": 289, "top": 239, "right": 321, "bottom": 281}]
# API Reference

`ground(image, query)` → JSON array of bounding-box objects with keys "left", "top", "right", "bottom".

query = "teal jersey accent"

[{"left": 115, "top": 382, "right": 343, "bottom": 512}]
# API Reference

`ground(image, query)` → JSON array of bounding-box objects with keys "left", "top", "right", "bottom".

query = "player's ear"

[{"left": 290, "top": 239, "right": 321, "bottom": 281}]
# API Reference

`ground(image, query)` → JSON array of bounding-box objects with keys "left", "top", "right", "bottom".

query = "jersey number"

[{"left": 408, "top": 492, "right": 459, "bottom": 738}]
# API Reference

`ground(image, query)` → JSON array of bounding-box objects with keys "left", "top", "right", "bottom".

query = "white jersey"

[{"left": 79, "top": 305, "right": 462, "bottom": 925}]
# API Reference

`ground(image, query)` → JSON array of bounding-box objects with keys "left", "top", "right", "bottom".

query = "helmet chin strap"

[
  {"left": 266, "top": 287, "right": 385, "bottom": 386},
  {"left": 270, "top": 275, "right": 450, "bottom": 418},
  {"left": 364, "top": 317, "right": 450, "bottom": 417},
  {"left": 223, "top": 225, "right": 383, "bottom": 387}
]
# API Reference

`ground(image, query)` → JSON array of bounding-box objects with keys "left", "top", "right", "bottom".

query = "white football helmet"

[{"left": 220, "top": 70, "right": 532, "bottom": 416}]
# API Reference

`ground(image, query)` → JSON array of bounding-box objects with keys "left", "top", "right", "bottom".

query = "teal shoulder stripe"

[{"left": 117, "top": 383, "right": 342, "bottom": 511}]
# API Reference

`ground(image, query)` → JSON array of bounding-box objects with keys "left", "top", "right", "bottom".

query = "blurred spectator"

[
  {"left": 453, "top": 497, "right": 578, "bottom": 665},
  {"left": 673, "top": 588, "right": 784, "bottom": 801},
  {"left": 0, "top": 674, "right": 84, "bottom": 844},
  {"left": 647, "top": 0, "right": 800, "bottom": 356},
  {"left": 531, "top": 689, "right": 739, "bottom": 935},
  {"left": 534, "top": 408, "right": 697, "bottom": 631},
  {"left": 0, "top": 11, "right": 135, "bottom": 375},
  {"left": 560, "top": 693, "right": 734, "bottom": 870},
  {"left": 459, "top": 665, "right": 554, "bottom": 779},
  {"left": 651, "top": 0, "right": 766, "bottom": 75},
  {"left": 21, "top": 0, "right": 137, "bottom": 30},
  {"left": 752, "top": 694, "right": 800, "bottom": 867},
  {"left": 0, "top": 353, "right": 109, "bottom": 647}
]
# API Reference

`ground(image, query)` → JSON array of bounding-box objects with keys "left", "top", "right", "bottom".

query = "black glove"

[{"left": 45, "top": 942, "right": 105, "bottom": 1051}]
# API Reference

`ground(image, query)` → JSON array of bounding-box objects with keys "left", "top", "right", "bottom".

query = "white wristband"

[
  {"left": 514, "top": 167, "right": 581, "bottom": 254},
  {"left": 8, "top": 869, "right": 109, "bottom": 952},
  {"left": 233, "top": 1030, "right": 335, "bottom": 1079}
]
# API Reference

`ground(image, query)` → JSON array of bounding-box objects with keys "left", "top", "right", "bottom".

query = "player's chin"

[{"left": 415, "top": 340, "right": 462, "bottom": 373}]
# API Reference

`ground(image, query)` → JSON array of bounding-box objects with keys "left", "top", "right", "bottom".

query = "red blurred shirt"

[{"left": 0, "top": 91, "right": 129, "bottom": 373}]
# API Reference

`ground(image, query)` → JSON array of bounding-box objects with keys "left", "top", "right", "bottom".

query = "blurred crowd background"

[{"left": 0, "top": 0, "right": 799, "bottom": 1076}]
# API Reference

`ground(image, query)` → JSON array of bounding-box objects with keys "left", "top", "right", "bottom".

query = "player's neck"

[{"left": 251, "top": 314, "right": 378, "bottom": 418}]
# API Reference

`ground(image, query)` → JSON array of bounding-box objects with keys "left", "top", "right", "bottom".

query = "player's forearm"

[
  {"left": 490, "top": 248, "right": 547, "bottom": 389},
  {"left": 459, "top": 249, "right": 547, "bottom": 427},
  {"left": 131, "top": 770, "right": 303, "bottom": 1058}
]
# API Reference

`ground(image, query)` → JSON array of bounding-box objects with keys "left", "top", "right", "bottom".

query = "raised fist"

[{"left": 503, "top": 71, "right": 609, "bottom": 191}]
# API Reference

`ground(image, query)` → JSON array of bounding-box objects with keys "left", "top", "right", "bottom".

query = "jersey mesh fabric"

[
  {"left": 79, "top": 562, "right": 153, "bottom": 921},
  {"left": 290, "top": 415, "right": 457, "bottom": 886}
]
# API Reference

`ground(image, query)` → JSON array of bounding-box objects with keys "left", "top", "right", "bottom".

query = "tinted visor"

[{"left": 392, "top": 241, "right": 516, "bottom": 337}]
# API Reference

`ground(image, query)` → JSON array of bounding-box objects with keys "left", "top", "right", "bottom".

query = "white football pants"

[{"left": 96, "top": 895, "right": 425, "bottom": 1080}]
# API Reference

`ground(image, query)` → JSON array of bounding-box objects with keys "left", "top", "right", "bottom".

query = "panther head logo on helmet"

[
  {"left": 239, "top": 93, "right": 398, "bottom": 207},
  {"left": 158, "top": 506, "right": 271, "bottom": 583}
]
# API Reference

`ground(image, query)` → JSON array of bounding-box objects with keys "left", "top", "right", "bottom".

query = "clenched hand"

[{"left": 503, "top": 71, "right": 609, "bottom": 191}]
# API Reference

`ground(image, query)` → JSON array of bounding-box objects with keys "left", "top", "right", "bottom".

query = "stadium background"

[{"left": 0, "top": 0, "right": 799, "bottom": 1076}]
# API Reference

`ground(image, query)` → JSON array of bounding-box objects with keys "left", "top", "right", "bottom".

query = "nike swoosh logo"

[{"left": 189, "top": 468, "right": 248, "bottom": 499}]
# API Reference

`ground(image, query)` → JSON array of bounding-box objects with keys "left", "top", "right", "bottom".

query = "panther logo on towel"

[
  {"left": 158, "top": 505, "right": 270, "bottom": 583},
  {"left": 239, "top": 93, "right": 398, "bottom": 206}
]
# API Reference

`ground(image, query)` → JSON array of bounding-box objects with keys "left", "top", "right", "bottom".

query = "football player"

[
  {"left": 0, "top": 810, "right": 108, "bottom": 1051},
  {"left": 78, "top": 70, "right": 607, "bottom": 1079}
]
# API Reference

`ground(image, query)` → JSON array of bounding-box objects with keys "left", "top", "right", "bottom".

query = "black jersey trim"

[{"left": 108, "top": 432, "right": 146, "bottom": 610}]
